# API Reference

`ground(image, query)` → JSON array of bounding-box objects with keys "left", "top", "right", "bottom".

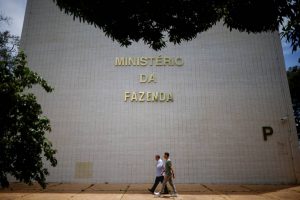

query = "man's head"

[
  {"left": 155, "top": 155, "right": 160, "bottom": 161},
  {"left": 164, "top": 152, "right": 170, "bottom": 160}
]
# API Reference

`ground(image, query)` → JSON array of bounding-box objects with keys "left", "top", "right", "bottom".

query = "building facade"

[{"left": 20, "top": 0, "right": 300, "bottom": 184}]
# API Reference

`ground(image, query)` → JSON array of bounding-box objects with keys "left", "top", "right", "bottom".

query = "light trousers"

[{"left": 160, "top": 175, "right": 177, "bottom": 194}]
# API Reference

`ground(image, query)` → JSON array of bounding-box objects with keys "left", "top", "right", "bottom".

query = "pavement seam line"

[
  {"left": 240, "top": 185, "right": 284, "bottom": 200},
  {"left": 68, "top": 184, "right": 95, "bottom": 199},
  {"left": 201, "top": 185, "right": 230, "bottom": 200},
  {"left": 120, "top": 184, "right": 130, "bottom": 200},
  {"left": 239, "top": 185, "right": 253, "bottom": 191},
  {"left": 40, "top": 182, "right": 63, "bottom": 193},
  {"left": 80, "top": 183, "right": 95, "bottom": 192}
]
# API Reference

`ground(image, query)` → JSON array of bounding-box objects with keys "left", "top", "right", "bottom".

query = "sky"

[{"left": 0, "top": 0, "right": 299, "bottom": 69}]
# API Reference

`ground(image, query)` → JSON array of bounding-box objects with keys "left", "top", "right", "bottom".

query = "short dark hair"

[
  {"left": 164, "top": 152, "right": 170, "bottom": 157},
  {"left": 155, "top": 155, "right": 160, "bottom": 158}
]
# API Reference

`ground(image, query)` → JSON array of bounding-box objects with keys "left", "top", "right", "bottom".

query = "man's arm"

[
  {"left": 157, "top": 160, "right": 163, "bottom": 168},
  {"left": 169, "top": 161, "right": 175, "bottom": 179},
  {"left": 171, "top": 166, "right": 175, "bottom": 179}
]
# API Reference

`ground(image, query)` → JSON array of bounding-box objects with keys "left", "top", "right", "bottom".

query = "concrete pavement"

[{"left": 1, "top": 183, "right": 300, "bottom": 200}]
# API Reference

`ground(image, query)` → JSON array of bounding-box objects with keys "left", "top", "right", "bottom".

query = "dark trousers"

[{"left": 150, "top": 176, "right": 169, "bottom": 193}]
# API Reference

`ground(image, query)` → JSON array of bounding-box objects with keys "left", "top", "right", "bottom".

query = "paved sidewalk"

[{"left": 1, "top": 183, "right": 300, "bottom": 200}]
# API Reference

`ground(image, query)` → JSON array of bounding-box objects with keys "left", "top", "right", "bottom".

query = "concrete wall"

[{"left": 21, "top": 0, "right": 300, "bottom": 184}]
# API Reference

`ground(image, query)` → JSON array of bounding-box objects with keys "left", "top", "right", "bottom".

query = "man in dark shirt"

[{"left": 154, "top": 152, "right": 178, "bottom": 197}]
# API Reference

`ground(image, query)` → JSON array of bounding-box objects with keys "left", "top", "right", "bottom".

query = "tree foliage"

[
  {"left": 287, "top": 64, "right": 300, "bottom": 138},
  {"left": 52, "top": 0, "right": 300, "bottom": 51},
  {"left": 0, "top": 18, "right": 57, "bottom": 188}
]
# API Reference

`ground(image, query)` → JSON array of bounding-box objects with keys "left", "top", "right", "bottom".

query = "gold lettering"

[
  {"left": 123, "top": 92, "right": 174, "bottom": 102},
  {"left": 148, "top": 57, "right": 155, "bottom": 66},
  {"left": 140, "top": 57, "right": 148, "bottom": 66},
  {"left": 146, "top": 92, "right": 152, "bottom": 102},
  {"left": 128, "top": 57, "right": 136, "bottom": 66},
  {"left": 139, "top": 92, "right": 145, "bottom": 102},
  {"left": 115, "top": 57, "right": 183, "bottom": 66},
  {"left": 169, "top": 58, "right": 175, "bottom": 66},
  {"left": 131, "top": 92, "right": 137, "bottom": 102},
  {"left": 148, "top": 73, "right": 156, "bottom": 83},
  {"left": 139, "top": 74, "right": 147, "bottom": 83},
  {"left": 115, "top": 57, "right": 125, "bottom": 66},
  {"left": 166, "top": 93, "right": 174, "bottom": 102},
  {"left": 159, "top": 93, "right": 166, "bottom": 101},
  {"left": 124, "top": 92, "right": 131, "bottom": 101},
  {"left": 153, "top": 92, "right": 159, "bottom": 102},
  {"left": 164, "top": 57, "right": 171, "bottom": 66},
  {"left": 156, "top": 56, "right": 163, "bottom": 66},
  {"left": 175, "top": 57, "right": 184, "bottom": 66}
]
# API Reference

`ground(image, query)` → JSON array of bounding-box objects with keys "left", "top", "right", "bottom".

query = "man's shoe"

[
  {"left": 148, "top": 189, "right": 154, "bottom": 193},
  {"left": 154, "top": 192, "right": 161, "bottom": 197},
  {"left": 171, "top": 193, "right": 178, "bottom": 197}
]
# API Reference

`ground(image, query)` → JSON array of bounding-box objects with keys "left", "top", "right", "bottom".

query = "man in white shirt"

[{"left": 148, "top": 155, "right": 169, "bottom": 194}]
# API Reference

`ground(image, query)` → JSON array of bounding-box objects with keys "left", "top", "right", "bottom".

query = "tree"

[
  {"left": 0, "top": 17, "right": 57, "bottom": 188},
  {"left": 287, "top": 63, "right": 300, "bottom": 139},
  {"left": 52, "top": 0, "right": 300, "bottom": 52}
]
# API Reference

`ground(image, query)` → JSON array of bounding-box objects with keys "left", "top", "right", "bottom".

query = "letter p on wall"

[{"left": 262, "top": 126, "right": 273, "bottom": 141}]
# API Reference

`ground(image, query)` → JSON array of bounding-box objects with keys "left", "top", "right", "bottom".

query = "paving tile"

[
  {"left": 263, "top": 191, "right": 300, "bottom": 200},
  {"left": 127, "top": 184, "right": 152, "bottom": 191},
  {"left": 0, "top": 193, "right": 28, "bottom": 200},
  {"left": 42, "top": 183, "right": 91, "bottom": 193},
  {"left": 287, "top": 185, "right": 300, "bottom": 193},
  {"left": 241, "top": 185, "right": 293, "bottom": 193},
  {"left": 176, "top": 194, "right": 226, "bottom": 200},
  {"left": 176, "top": 184, "right": 212, "bottom": 193},
  {"left": 122, "top": 193, "right": 161, "bottom": 200},
  {"left": 85, "top": 183, "right": 128, "bottom": 193},
  {"left": 19, "top": 193, "right": 74, "bottom": 200},
  {"left": 224, "top": 194, "right": 271, "bottom": 200},
  {"left": 203, "top": 184, "right": 251, "bottom": 193},
  {"left": 72, "top": 193, "right": 123, "bottom": 200},
  {"left": 1, "top": 183, "right": 43, "bottom": 193}
]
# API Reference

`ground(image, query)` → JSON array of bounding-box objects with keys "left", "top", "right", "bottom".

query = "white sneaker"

[
  {"left": 154, "top": 192, "right": 161, "bottom": 197},
  {"left": 171, "top": 193, "right": 178, "bottom": 197}
]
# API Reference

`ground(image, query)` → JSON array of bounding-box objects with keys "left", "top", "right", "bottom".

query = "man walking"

[
  {"left": 148, "top": 155, "right": 169, "bottom": 194},
  {"left": 154, "top": 152, "right": 178, "bottom": 197}
]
